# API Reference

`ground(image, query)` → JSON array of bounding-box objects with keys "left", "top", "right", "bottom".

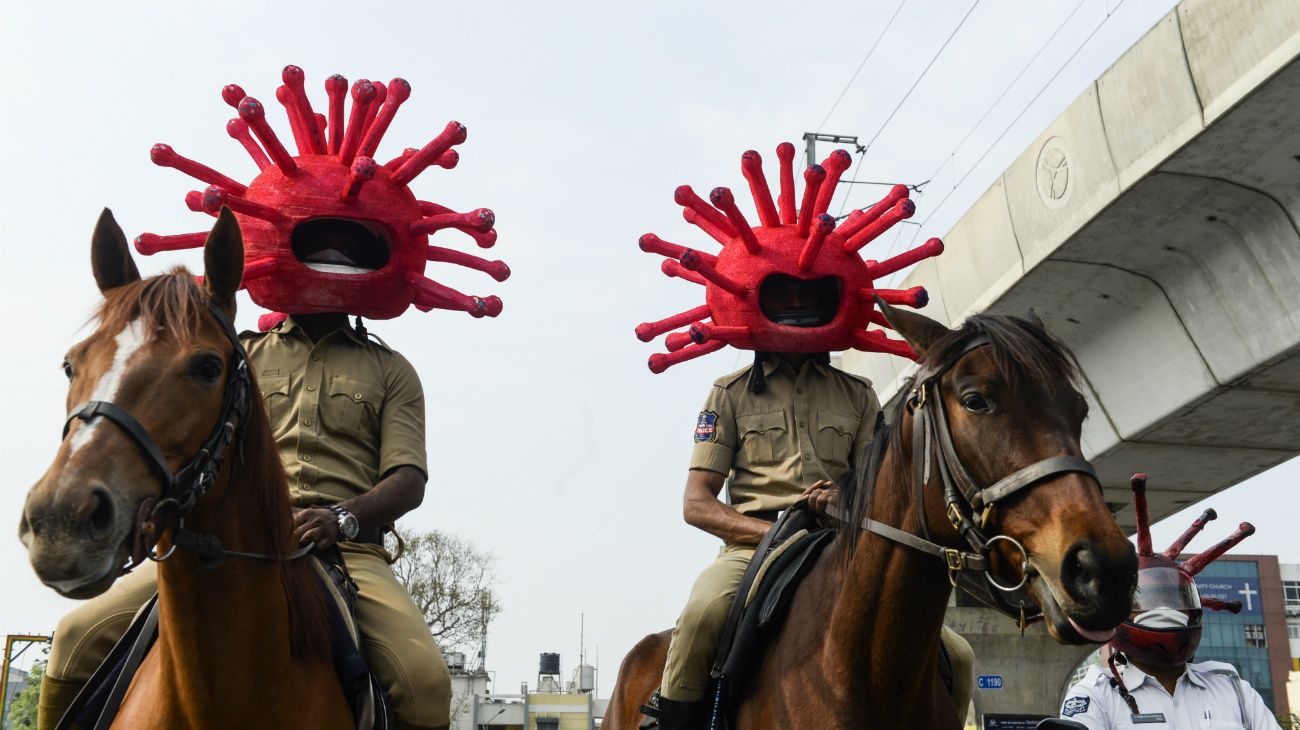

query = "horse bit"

[
  {"left": 61, "top": 300, "right": 313, "bottom": 571},
  {"left": 832, "top": 334, "right": 1097, "bottom": 630}
]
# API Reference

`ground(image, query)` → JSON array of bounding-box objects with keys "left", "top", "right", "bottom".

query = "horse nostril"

[
  {"left": 1061, "top": 541, "right": 1106, "bottom": 603},
  {"left": 85, "top": 487, "right": 116, "bottom": 537}
]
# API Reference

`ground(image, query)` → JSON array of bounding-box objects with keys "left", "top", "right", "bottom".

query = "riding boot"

[
  {"left": 657, "top": 696, "right": 709, "bottom": 730},
  {"left": 37, "top": 674, "right": 85, "bottom": 730}
]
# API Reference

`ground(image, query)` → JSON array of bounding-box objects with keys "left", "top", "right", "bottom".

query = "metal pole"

[{"left": 1, "top": 634, "right": 51, "bottom": 728}]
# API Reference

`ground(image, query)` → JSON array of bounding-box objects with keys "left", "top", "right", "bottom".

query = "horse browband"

[
  {"left": 61, "top": 300, "right": 311, "bottom": 571},
  {"left": 832, "top": 334, "right": 1097, "bottom": 626}
]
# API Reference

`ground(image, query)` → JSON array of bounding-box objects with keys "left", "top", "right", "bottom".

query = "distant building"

[
  {"left": 469, "top": 653, "right": 604, "bottom": 730},
  {"left": 1281, "top": 563, "right": 1299, "bottom": 725},
  {"left": 1190, "top": 554, "right": 1290, "bottom": 718}
]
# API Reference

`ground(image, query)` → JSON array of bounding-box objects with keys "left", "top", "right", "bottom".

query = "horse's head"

[
  {"left": 19, "top": 208, "right": 244, "bottom": 598},
  {"left": 882, "top": 302, "right": 1137, "bottom": 645}
]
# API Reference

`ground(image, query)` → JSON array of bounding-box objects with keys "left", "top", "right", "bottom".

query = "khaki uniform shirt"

[
  {"left": 689, "top": 357, "right": 880, "bottom": 517},
  {"left": 240, "top": 317, "right": 428, "bottom": 505}
]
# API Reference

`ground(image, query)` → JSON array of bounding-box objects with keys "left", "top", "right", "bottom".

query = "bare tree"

[{"left": 389, "top": 526, "right": 502, "bottom": 655}]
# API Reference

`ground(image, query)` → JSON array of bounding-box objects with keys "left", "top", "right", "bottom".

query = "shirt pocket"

[
  {"left": 736, "top": 410, "right": 786, "bottom": 466},
  {"left": 259, "top": 373, "right": 292, "bottom": 431},
  {"left": 325, "top": 375, "right": 382, "bottom": 437},
  {"left": 816, "top": 410, "right": 858, "bottom": 467}
]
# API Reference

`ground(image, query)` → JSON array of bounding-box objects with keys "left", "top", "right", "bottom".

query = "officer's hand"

[
  {"left": 802, "top": 479, "right": 838, "bottom": 518},
  {"left": 293, "top": 507, "right": 340, "bottom": 550}
]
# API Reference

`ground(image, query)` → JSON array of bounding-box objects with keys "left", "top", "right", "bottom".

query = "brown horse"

[
  {"left": 607, "top": 304, "right": 1138, "bottom": 729},
  {"left": 19, "top": 209, "right": 352, "bottom": 729}
]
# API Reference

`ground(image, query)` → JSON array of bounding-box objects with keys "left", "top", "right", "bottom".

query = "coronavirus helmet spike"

[
  {"left": 813, "top": 149, "right": 853, "bottom": 217},
  {"left": 635, "top": 141, "right": 945, "bottom": 372},
  {"left": 1162, "top": 508, "right": 1216, "bottom": 560},
  {"left": 138, "top": 65, "right": 508, "bottom": 324},
  {"left": 739, "top": 151, "right": 780, "bottom": 227},
  {"left": 776, "top": 142, "right": 796, "bottom": 225}
]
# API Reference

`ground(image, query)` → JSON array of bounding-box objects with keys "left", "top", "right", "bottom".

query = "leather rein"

[
  {"left": 831, "top": 334, "right": 1097, "bottom": 628},
  {"left": 62, "top": 300, "right": 313, "bottom": 572}
]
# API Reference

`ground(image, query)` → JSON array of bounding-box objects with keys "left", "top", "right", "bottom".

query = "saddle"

[
  {"left": 56, "top": 551, "right": 389, "bottom": 730},
  {"left": 640, "top": 503, "right": 833, "bottom": 729},
  {"left": 708, "top": 503, "right": 834, "bottom": 713}
]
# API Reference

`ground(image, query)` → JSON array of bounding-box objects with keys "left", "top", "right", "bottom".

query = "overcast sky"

[{"left": 2, "top": 0, "right": 1294, "bottom": 694}]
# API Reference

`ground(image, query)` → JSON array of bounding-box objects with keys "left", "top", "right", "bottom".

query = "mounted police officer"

[
  {"left": 37, "top": 65, "right": 509, "bottom": 730},
  {"left": 632, "top": 143, "right": 971, "bottom": 729}
]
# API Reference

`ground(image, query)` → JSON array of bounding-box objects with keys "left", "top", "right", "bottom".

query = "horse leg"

[{"left": 604, "top": 630, "right": 670, "bottom": 730}]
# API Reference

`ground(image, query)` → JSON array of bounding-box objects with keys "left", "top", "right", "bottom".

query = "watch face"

[{"left": 335, "top": 509, "right": 359, "bottom": 540}]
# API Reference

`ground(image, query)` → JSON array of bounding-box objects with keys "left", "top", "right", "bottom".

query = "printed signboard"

[{"left": 1195, "top": 575, "right": 1263, "bottom": 617}]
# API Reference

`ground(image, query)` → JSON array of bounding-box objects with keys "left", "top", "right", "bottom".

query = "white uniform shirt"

[{"left": 1059, "top": 661, "right": 1281, "bottom": 729}]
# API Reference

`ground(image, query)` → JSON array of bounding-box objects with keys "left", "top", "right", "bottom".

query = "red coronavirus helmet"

[
  {"left": 137, "top": 65, "right": 508, "bottom": 328},
  {"left": 635, "top": 143, "right": 945, "bottom": 373},
  {"left": 1110, "top": 473, "right": 1255, "bottom": 668}
]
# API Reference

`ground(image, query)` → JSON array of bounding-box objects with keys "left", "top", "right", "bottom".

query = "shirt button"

[
  {"left": 797, "top": 422, "right": 804, "bottom": 429},
  {"left": 302, "top": 454, "right": 311, "bottom": 462},
  {"left": 803, "top": 453, "right": 811, "bottom": 461},
  {"left": 796, "top": 388, "right": 803, "bottom": 395},
  {"left": 307, "top": 385, "right": 317, "bottom": 391},
  {"left": 312, "top": 355, "right": 319, "bottom": 361},
  {"left": 354, "top": 393, "right": 363, "bottom": 400},
  {"left": 303, "top": 418, "right": 313, "bottom": 426}
]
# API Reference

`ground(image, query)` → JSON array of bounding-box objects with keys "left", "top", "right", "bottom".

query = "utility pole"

[
  {"left": 801, "top": 132, "right": 862, "bottom": 169},
  {"left": 1, "top": 634, "right": 51, "bottom": 727}
]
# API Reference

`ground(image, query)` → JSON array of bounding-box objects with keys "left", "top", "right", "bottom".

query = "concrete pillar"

[{"left": 945, "top": 607, "right": 1095, "bottom": 722}]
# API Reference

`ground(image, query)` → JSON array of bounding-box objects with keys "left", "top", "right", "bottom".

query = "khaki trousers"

[
  {"left": 659, "top": 544, "right": 976, "bottom": 722},
  {"left": 661, "top": 544, "right": 754, "bottom": 702},
  {"left": 43, "top": 542, "right": 450, "bottom": 730}
]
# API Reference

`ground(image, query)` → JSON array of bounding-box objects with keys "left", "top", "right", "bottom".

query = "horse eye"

[
  {"left": 62, "top": 359, "right": 73, "bottom": 379},
  {"left": 191, "top": 356, "right": 224, "bottom": 384},
  {"left": 961, "top": 393, "right": 991, "bottom": 413}
]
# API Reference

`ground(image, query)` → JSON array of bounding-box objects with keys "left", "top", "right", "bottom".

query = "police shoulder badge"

[
  {"left": 695, "top": 411, "right": 719, "bottom": 443},
  {"left": 1061, "top": 696, "right": 1090, "bottom": 717}
]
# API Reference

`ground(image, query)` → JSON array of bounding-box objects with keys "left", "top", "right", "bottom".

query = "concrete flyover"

[
  {"left": 845, "top": 0, "right": 1300, "bottom": 531},
  {"left": 841, "top": 0, "right": 1300, "bottom": 722}
]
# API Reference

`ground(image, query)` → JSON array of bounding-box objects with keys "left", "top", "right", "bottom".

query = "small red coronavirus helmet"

[
  {"left": 635, "top": 142, "right": 945, "bottom": 373},
  {"left": 137, "top": 65, "right": 507, "bottom": 328},
  {"left": 1110, "top": 473, "right": 1255, "bottom": 669}
]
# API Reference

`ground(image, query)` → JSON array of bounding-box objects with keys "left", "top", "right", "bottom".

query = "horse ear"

[
  {"left": 874, "top": 296, "right": 948, "bottom": 356},
  {"left": 203, "top": 207, "right": 244, "bottom": 308},
  {"left": 91, "top": 208, "right": 141, "bottom": 293},
  {"left": 1025, "top": 307, "right": 1045, "bottom": 329}
]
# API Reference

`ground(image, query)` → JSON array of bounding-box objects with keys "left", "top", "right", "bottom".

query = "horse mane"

[
  {"left": 834, "top": 312, "right": 1084, "bottom": 557},
  {"left": 99, "top": 268, "right": 333, "bottom": 662}
]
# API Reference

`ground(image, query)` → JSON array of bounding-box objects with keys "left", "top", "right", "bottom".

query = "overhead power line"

[
  {"left": 815, "top": 0, "right": 910, "bottom": 134},
  {"left": 837, "top": 0, "right": 982, "bottom": 215},
  {"left": 901, "top": 0, "right": 1129, "bottom": 255}
]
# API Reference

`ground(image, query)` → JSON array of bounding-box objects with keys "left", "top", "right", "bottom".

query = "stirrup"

[{"left": 639, "top": 688, "right": 663, "bottom": 718}]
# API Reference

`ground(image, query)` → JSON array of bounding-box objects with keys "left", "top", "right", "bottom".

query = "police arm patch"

[
  {"left": 1061, "top": 696, "right": 1090, "bottom": 717},
  {"left": 694, "top": 411, "right": 719, "bottom": 443}
]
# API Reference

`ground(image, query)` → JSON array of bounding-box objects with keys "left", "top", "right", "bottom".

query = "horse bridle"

[
  {"left": 833, "top": 334, "right": 1097, "bottom": 628},
  {"left": 61, "top": 299, "right": 312, "bottom": 571}
]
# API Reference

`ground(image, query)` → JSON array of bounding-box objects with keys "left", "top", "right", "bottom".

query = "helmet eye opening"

[
  {"left": 758, "top": 274, "right": 841, "bottom": 328},
  {"left": 291, "top": 217, "right": 392, "bottom": 274}
]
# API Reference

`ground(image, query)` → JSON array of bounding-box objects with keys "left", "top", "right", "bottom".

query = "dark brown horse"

[
  {"left": 20, "top": 210, "right": 352, "bottom": 729},
  {"left": 607, "top": 304, "right": 1138, "bottom": 729}
]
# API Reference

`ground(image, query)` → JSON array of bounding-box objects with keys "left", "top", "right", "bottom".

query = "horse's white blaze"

[{"left": 69, "top": 319, "right": 145, "bottom": 455}]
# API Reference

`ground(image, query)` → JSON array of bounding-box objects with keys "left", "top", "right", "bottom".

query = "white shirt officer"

[{"left": 1059, "top": 660, "right": 1281, "bottom": 729}]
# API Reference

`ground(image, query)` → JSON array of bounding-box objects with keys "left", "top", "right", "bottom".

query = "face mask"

[{"left": 1133, "top": 608, "right": 1189, "bottom": 629}]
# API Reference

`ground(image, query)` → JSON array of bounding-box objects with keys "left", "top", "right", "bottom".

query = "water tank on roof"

[
  {"left": 446, "top": 651, "right": 466, "bottom": 671},
  {"left": 577, "top": 664, "right": 595, "bottom": 692},
  {"left": 540, "top": 652, "right": 561, "bottom": 675}
]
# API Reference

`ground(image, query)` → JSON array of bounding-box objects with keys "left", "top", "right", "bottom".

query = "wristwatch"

[{"left": 328, "top": 505, "right": 360, "bottom": 542}]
